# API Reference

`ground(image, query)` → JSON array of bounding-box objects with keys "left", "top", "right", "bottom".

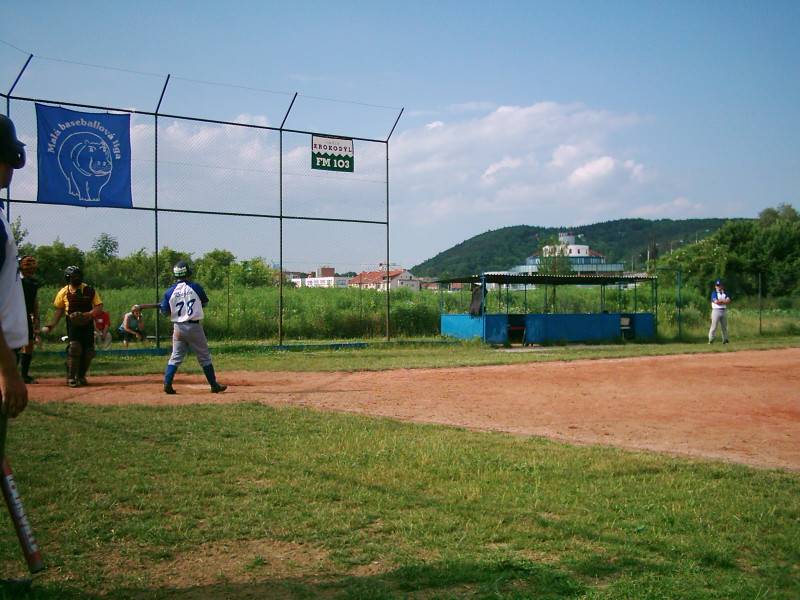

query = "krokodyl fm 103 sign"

[{"left": 311, "top": 135, "right": 354, "bottom": 172}]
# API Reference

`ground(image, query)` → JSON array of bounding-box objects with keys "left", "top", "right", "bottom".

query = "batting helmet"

[
  {"left": 173, "top": 260, "right": 192, "bottom": 279},
  {"left": 64, "top": 265, "right": 83, "bottom": 283},
  {"left": 0, "top": 114, "right": 26, "bottom": 169},
  {"left": 19, "top": 255, "right": 38, "bottom": 272}
]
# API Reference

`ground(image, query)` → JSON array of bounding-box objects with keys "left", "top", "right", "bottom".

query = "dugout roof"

[{"left": 435, "top": 273, "right": 657, "bottom": 286}]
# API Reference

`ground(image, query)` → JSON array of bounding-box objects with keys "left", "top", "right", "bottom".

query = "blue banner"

[{"left": 36, "top": 104, "right": 132, "bottom": 208}]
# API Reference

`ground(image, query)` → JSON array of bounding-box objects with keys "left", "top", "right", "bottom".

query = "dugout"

[{"left": 436, "top": 273, "right": 658, "bottom": 345}]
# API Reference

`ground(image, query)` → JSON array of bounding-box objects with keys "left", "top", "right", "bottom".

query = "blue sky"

[{"left": 2, "top": 1, "right": 798, "bottom": 271}]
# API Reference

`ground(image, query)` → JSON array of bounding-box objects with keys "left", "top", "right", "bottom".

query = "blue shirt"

[{"left": 710, "top": 290, "right": 730, "bottom": 310}]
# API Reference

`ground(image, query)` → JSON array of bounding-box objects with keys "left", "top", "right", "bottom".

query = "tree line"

[
  {"left": 13, "top": 223, "right": 283, "bottom": 290},
  {"left": 658, "top": 203, "right": 799, "bottom": 299}
]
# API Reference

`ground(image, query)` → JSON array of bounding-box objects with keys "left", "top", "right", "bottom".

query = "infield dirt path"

[{"left": 30, "top": 348, "right": 800, "bottom": 470}]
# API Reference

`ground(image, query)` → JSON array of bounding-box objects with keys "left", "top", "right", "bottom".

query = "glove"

[{"left": 69, "top": 312, "right": 93, "bottom": 326}]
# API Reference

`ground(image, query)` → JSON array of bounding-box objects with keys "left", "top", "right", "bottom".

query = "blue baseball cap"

[{"left": 714, "top": 279, "right": 723, "bottom": 286}]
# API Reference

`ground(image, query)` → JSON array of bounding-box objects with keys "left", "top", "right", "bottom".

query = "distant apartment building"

[{"left": 291, "top": 266, "right": 349, "bottom": 288}]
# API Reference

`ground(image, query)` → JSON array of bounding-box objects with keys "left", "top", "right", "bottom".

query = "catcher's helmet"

[
  {"left": 0, "top": 114, "right": 25, "bottom": 169},
  {"left": 64, "top": 265, "right": 83, "bottom": 283},
  {"left": 19, "top": 255, "right": 38, "bottom": 272},
  {"left": 173, "top": 260, "right": 192, "bottom": 279}
]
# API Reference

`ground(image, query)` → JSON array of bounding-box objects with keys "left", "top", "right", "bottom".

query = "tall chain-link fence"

[{"left": 2, "top": 46, "right": 403, "bottom": 345}]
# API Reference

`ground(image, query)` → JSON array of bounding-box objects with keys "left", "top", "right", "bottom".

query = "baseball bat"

[{"left": 0, "top": 413, "right": 45, "bottom": 574}]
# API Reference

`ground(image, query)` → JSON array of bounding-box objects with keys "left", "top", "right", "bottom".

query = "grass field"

[
  {"left": 3, "top": 338, "right": 799, "bottom": 598},
  {"left": 3, "top": 401, "right": 799, "bottom": 599}
]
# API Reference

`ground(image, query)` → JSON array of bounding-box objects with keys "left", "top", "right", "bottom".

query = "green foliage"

[
  {"left": 659, "top": 203, "right": 800, "bottom": 298},
  {"left": 33, "top": 238, "right": 85, "bottom": 285}
]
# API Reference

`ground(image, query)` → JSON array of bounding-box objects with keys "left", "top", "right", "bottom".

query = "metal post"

[
  {"left": 153, "top": 74, "right": 171, "bottom": 349},
  {"left": 385, "top": 143, "right": 390, "bottom": 340},
  {"left": 758, "top": 272, "right": 762, "bottom": 335},
  {"left": 385, "top": 108, "right": 403, "bottom": 342},
  {"left": 676, "top": 269, "right": 682, "bottom": 341},
  {"left": 480, "top": 274, "right": 486, "bottom": 342},
  {"left": 278, "top": 93, "right": 297, "bottom": 346},
  {"left": 524, "top": 284, "right": 527, "bottom": 313},
  {"left": 5, "top": 54, "right": 32, "bottom": 222},
  {"left": 227, "top": 264, "right": 231, "bottom": 336}
]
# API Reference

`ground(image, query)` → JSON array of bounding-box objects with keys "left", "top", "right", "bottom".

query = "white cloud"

[
  {"left": 481, "top": 156, "right": 523, "bottom": 183},
  {"left": 567, "top": 156, "right": 615, "bottom": 187},
  {"left": 16, "top": 100, "right": 698, "bottom": 271}
]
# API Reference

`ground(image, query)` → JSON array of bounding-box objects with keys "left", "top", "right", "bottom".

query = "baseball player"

[
  {"left": 0, "top": 114, "right": 29, "bottom": 418},
  {"left": 17, "top": 256, "right": 40, "bottom": 383},
  {"left": 41, "top": 266, "right": 104, "bottom": 387},
  {"left": 708, "top": 279, "right": 731, "bottom": 344},
  {"left": 160, "top": 260, "right": 226, "bottom": 394}
]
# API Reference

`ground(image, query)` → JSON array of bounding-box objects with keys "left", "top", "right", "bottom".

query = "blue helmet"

[{"left": 173, "top": 260, "right": 192, "bottom": 279}]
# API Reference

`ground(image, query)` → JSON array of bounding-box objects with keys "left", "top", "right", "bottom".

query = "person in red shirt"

[{"left": 94, "top": 309, "right": 112, "bottom": 349}]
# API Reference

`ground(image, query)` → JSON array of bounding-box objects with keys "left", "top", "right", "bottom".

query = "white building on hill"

[{"left": 510, "top": 232, "right": 624, "bottom": 275}]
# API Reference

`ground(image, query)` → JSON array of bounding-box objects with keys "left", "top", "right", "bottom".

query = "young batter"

[{"left": 160, "top": 260, "right": 226, "bottom": 394}]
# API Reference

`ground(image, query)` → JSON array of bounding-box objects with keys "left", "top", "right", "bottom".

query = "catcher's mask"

[
  {"left": 0, "top": 114, "right": 25, "bottom": 169},
  {"left": 64, "top": 265, "right": 83, "bottom": 284},
  {"left": 19, "top": 255, "right": 38, "bottom": 274},
  {"left": 173, "top": 260, "right": 192, "bottom": 279}
]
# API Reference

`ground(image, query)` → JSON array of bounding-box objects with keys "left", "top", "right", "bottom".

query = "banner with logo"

[
  {"left": 36, "top": 104, "right": 132, "bottom": 208},
  {"left": 311, "top": 135, "right": 354, "bottom": 173}
]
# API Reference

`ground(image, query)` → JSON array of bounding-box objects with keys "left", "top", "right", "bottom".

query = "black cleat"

[
  {"left": 210, "top": 383, "right": 227, "bottom": 393},
  {"left": 22, "top": 375, "right": 36, "bottom": 384},
  {"left": 164, "top": 384, "right": 177, "bottom": 395},
  {"left": 67, "top": 378, "right": 80, "bottom": 388},
  {"left": 78, "top": 377, "right": 88, "bottom": 386}
]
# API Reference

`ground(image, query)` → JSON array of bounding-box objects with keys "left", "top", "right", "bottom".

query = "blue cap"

[{"left": 715, "top": 279, "right": 723, "bottom": 286}]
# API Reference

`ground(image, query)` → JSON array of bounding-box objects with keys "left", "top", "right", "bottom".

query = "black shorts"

[
  {"left": 66, "top": 321, "right": 94, "bottom": 350},
  {"left": 118, "top": 330, "right": 143, "bottom": 342}
]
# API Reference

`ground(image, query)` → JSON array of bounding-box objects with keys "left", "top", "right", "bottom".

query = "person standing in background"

[
  {"left": 708, "top": 279, "right": 731, "bottom": 344},
  {"left": 17, "top": 256, "right": 40, "bottom": 383}
]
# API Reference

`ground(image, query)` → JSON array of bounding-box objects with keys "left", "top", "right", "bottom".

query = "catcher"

[{"left": 41, "top": 266, "right": 103, "bottom": 387}]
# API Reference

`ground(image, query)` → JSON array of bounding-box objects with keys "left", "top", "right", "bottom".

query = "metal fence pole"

[
  {"left": 675, "top": 269, "right": 683, "bottom": 341},
  {"left": 278, "top": 93, "right": 297, "bottom": 346},
  {"left": 758, "top": 271, "right": 763, "bottom": 335},
  {"left": 153, "top": 74, "right": 171, "bottom": 349},
  {"left": 4, "top": 54, "right": 32, "bottom": 222},
  {"left": 385, "top": 143, "right": 390, "bottom": 340},
  {"left": 385, "top": 108, "right": 403, "bottom": 342}
]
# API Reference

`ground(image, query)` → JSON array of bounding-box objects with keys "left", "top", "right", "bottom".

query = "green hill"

[{"left": 411, "top": 218, "right": 736, "bottom": 278}]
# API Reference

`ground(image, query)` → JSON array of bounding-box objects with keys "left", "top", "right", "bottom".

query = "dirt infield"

[{"left": 30, "top": 348, "right": 800, "bottom": 470}]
